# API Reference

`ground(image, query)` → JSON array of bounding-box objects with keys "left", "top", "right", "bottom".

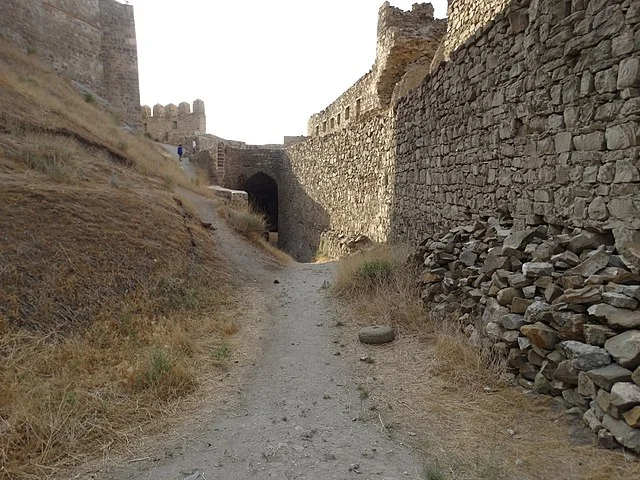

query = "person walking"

[{"left": 177, "top": 144, "right": 184, "bottom": 161}]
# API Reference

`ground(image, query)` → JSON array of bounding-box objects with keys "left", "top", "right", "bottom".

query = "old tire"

[{"left": 358, "top": 325, "right": 395, "bottom": 345}]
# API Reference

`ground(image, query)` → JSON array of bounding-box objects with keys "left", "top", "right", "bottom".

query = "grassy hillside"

[{"left": 0, "top": 39, "right": 240, "bottom": 478}]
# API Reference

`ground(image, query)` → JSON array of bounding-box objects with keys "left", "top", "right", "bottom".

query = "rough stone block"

[
  {"left": 606, "top": 122, "right": 639, "bottom": 150},
  {"left": 573, "top": 131, "right": 605, "bottom": 151},
  {"left": 554, "top": 132, "right": 573, "bottom": 153},
  {"left": 521, "top": 322, "right": 560, "bottom": 350},
  {"left": 588, "top": 304, "right": 640, "bottom": 330},
  {"left": 602, "top": 414, "right": 640, "bottom": 453},
  {"left": 613, "top": 158, "right": 640, "bottom": 183},
  {"left": 583, "top": 324, "right": 617, "bottom": 346},
  {"left": 605, "top": 330, "right": 640, "bottom": 369},
  {"left": 617, "top": 57, "right": 640, "bottom": 89},
  {"left": 588, "top": 364, "right": 633, "bottom": 391},
  {"left": 578, "top": 371, "right": 597, "bottom": 398},
  {"left": 610, "top": 382, "right": 640, "bottom": 411},
  {"left": 561, "top": 340, "right": 612, "bottom": 371}
]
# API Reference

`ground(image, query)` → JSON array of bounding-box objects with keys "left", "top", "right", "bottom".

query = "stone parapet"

[{"left": 142, "top": 100, "right": 206, "bottom": 145}]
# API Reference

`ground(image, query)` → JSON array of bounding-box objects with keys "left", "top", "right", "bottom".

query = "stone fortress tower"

[
  {"left": 141, "top": 99, "right": 207, "bottom": 145},
  {"left": 0, "top": 0, "right": 142, "bottom": 128},
  {"left": 307, "top": 2, "right": 447, "bottom": 137}
]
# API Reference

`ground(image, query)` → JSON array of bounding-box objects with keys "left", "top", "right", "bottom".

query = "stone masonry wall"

[
  {"left": 392, "top": 0, "right": 640, "bottom": 269},
  {"left": 141, "top": 100, "right": 206, "bottom": 145},
  {"left": 0, "top": 0, "right": 141, "bottom": 128},
  {"left": 286, "top": 111, "right": 396, "bottom": 261},
  {"left": 443, "top": 0, "right": 511, "bottom": 59},
  {"left": 307, "top": 72, "right": 377, "bottom": 137},
  {"left": 98, "top": 0, "right": 141, "bottom": 128}
]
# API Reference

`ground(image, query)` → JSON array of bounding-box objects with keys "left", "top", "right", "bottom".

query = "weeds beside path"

[
  {"left": 333, "top": 246, "right": 640, "bottom": 480},
  {"left": 74, "top": 203, "right": 428, "bottom": 479}
]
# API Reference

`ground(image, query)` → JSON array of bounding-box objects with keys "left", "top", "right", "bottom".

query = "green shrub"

[
  {"left": 145, "top": 349, "right": 172, "bottom": 387},
  {"left": 354, "top": 259, "right": 394, "bottom": 285}
]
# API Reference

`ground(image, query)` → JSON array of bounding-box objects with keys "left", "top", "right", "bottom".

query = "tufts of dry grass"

[
  {"left": 216, "top": 203, "right": 294, "bottom": 265},
  {"left": 333, "top": 246, "right": 640, "bottom": 480},
  {"left": 218, "top": 204, "right": 267, "bottom": 240},
  {"left": 0, "top": 37, "right": 214, "bottom": 198},
  {"left": 258, "top": 238, "right": 294, "bottom": 266},
  {"left": 0, "top": 38, "right": 251, "bottom": 478},
  {"left": 217, "top": 203, "right": 267, "bottom": 239}
]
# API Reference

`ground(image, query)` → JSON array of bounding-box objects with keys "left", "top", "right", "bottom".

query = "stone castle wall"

[
  {"left": 391, "top": 0, "right": 640, "bottom": 266},
  {"left": 307, "top": 72, "right": 376, "bottom": 137},
  {"left": 0, "top": 0, "right": 141, "bottom": 128},
  {"left": 286, "top": 111, "right": 396, "bottom": 261},
  {"left": 284, "top": 0, "right": 639, "bottom": 271},
  {"left": 443, "top": 0, "right": 511, "bottom": 59},
  {"left": 307, "top": 2, "right": 446, "bottom": 138},
  {"left": 141, "top": 100, "right": 206, "bottom": 145}
]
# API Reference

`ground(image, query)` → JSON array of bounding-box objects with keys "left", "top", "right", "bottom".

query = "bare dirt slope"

[{"left": 88, "top": 191, "right": 424, "bottom": 480}]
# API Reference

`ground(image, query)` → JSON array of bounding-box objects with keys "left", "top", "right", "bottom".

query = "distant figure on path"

[{"left": 177, "top": 144, "right": 184, "bottom": 161}]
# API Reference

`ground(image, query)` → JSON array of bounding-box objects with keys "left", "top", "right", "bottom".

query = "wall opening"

[
  {"left": 345, "top": 106, "right": 350, "bottom": 120},
  {"left": 330, "top": 118, "right": 335, "bottom": 129},
  {"left": 172, "top": 120, "right": 178, "bottom": 130},
  {"left": 244, "top": 172, "right": 278, "bottom": 233},
  {"left": 356, "top": 98, "right": 361, "bottom": 116}
]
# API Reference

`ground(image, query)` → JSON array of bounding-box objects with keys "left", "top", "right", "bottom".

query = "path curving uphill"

[{"left": 90, "top": 190, "right": 423, "bottom": 480}]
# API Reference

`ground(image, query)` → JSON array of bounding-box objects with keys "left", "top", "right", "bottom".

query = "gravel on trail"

[{"left": 89, "top": 190, "right": 424, "bottom": 480}]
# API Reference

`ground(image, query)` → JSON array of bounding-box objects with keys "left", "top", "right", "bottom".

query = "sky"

[{"left": 127, "top": 0, "right": 448, "bottom": 145}]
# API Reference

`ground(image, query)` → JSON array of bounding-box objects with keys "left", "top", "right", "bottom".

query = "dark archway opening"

[{"left": 244, "top": 172, "right": 278, "bottom": 233}]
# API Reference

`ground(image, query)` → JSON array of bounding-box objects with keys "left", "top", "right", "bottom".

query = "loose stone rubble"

[{"left": 416, "top": 218, "right": 640, "bottom": 453}]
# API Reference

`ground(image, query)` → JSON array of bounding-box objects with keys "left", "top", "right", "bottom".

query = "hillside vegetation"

[{"left": 0, "top": 39, "right": 241, "bottom": 478}]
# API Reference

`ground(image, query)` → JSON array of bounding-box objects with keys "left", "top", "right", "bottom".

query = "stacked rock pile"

[{"left": 416, "top": 221, "right": 640, "bottom": 453}]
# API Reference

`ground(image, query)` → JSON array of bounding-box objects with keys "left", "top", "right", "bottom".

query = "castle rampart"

[
  {"left": 0, "top": 0, "right": 141, "bottom": 128},
  {"left": 442, "top": 0, "right": 512, "bottom": 59},
  {"left": 286, "top": 0, "right": 640, "bottom": 270},
  {"left": 142, "top": 99, "right": 206, "bottom": 145},
  {"left": 307, "top": 2, "right": 446, "bottom": 137}
]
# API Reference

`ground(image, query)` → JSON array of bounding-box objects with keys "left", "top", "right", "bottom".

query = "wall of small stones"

[
  {"left": 0, "top": 0, "right": 141, "bottom": 128},
  {"left": 285, "top": 111, "right": 396, "bottom": 261},
  {"left": 443, "top": 0, "right": 511, "bottom": 59},
  {"left": 392, "top": 0, "right": 640, "bottom": 270},
  {"left": 98, "top": 0, "right": 141, "bottom": 128},
  {"left": 416, "top": 220, "right": 640, "bottom": 452},
  {"left": 307, "top": 71, "right": 377, "bottom": 138}
]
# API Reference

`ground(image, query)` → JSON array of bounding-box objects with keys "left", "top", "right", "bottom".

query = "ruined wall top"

[
  {"left": 443, "top": 0, "right": 512, "bottom": 59},
  {"left": 307, "top": 2, "right": 446, "bottom": 137}
]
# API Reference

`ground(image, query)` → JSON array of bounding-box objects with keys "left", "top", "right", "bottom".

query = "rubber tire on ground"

[{"left": 358, "top": 325, "right": 395, "bottom": 345}]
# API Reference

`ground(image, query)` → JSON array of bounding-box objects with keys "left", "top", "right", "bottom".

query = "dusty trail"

[{"left": 94, "top": 190, "right": 424, "bottom": 480}]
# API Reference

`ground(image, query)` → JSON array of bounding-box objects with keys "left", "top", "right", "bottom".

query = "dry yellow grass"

[
  {"left": 0, "top": 39, "right": 247, "bottom": 478},
  {"left": 216, "top": 203, "right": 293, "bottom": 265},
  {"left": 333, "top": 246, "right": 640, "bottom": 480},
  {"left": 216, "top": 203, "right": 267, "bottom": 239}
]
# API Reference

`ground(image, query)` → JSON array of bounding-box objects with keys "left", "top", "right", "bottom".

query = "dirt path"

[{"left": 91, "top": 191, "right": 424, "bottom": 480}]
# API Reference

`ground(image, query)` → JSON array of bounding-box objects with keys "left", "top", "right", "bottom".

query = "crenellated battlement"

[{"left": 142, "top": 99, "right": 206, "bottom": 144}]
